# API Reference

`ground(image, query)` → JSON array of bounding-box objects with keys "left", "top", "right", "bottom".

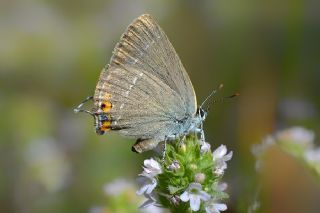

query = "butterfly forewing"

[{"left": 94, "top": 14, "right": 197, "bottom": 140}]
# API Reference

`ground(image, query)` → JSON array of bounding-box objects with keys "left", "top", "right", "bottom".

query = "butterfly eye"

[{"left": 199, "top": 108, "right": 207, "bottom": 119}]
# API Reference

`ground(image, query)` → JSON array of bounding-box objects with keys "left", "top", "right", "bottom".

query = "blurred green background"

[{"left": 1, "top": 0, "right": 319, "bottom": 212}]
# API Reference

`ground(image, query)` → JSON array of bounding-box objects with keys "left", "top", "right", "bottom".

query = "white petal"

[
  {"left": 146, "top": 159, "right": 158, "bottom": 168},
  {"left": 144, "top": 159, "right": 152, "bottom": 167},
  {"left": 213, "top": 145, "right": 227, "bottom": 159},
  {"left": 305, "top": 148, "right": 320, "bottom": 162},
  {"left": 213, "top": 203, "right": 227, "bottom": 211},
  {"left": 139, "top": 199, "right": 154, "bottom": 209},
  {"left": 223, "top": 151, "right": 233, "bottom": 161},
  {"left": 144, "top": 160, "right": 154, "bottom": 172},
  {"left": 276, "top": 127, "right": 315, "bottom": 146},
  {"left": 146, "top": 179, "right": 157, "bottom": 194},
  {"left": 139, "top": 172, "right": 153, "bottom": 179},
  {"left": 201, "top": 142, "right": 211, "bottom": 153},
  {"left": 218, "top": 161, "right": 227, "bottom": 170},
  {"left": 189, "top": 182, "right": 202, "bottom": 191},
  {"left": 205, "top": 206, "right": 216, "bottom": 213},
  {"left": 180, "top": 191, "right": 190, "bottom": 202},
  {"left": 139, "top": 198, "right": 155, "bottom": 209},
  {"left": 205, "top": 202, "right": 228, "bottom": 213},
  {"left": 199, "top": 191, "right": 211, "bottom": 201},
  {"left": 190, "top": 194, "right": 201, "bottom": 211},
  {"left": 154, "top": 159, "right": 162, "bottom": 169},
  {"left": 136, "top": 184, "right": 149, "bottom": 195},
  {"left": 205, "top": 207, "right": 212, "bottom": 213},
  {"left": 151, "top": 160, "right": 161, "bottom": 170},
  {"left": 143, "top": 158, "right": 162, "bottom": 175},
  {"left": 216, "top": 183, "right": 227, "bottom": 191}
]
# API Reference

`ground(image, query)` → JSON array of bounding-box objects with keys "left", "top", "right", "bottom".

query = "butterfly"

[{"left": 75, "top": 14, "right": 212, "bottom": 153}]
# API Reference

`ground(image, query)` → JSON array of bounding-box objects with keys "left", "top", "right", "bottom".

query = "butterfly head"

[{"left": 197, "top": 107, "right": 207, "bottom": 122}]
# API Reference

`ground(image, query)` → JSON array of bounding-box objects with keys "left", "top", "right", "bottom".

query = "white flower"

[
  {"left": 304, "top": 148, "right": 320, "bottom": 163},
  {"left": 212, "top": 182, "right": 227, "bottom": 192},
  {"left": 143, "top": 158, "right": 162, "bottom": 177},
  {"left": 275, "top": 127, "right": 315, "bottom": 148},
  {"left": 251, "top": 136, "right": 275, "bottom": 171},
  {"left": 201, "top": 142, "right": 211, "bottom": 153},
  {"left": 205, "top": 201, "right": 227, "bottom": 213},
  {"left": 180, "top": 183, "right": 210, "bottom": 211},
  {"left": 136, "top": 174, "right": 157, "bottom": 195},
  {"left": 103, "top": 179, "right": 135, "bottom": 196},
  {"left": 136, "top": 158, "right": 161, "bottom": 196},
  {"left": 251, "top": 135, "right": 275, "bottom": 157},
  {"left": 212, "top": 145, "right": 233, "bottom": 176}
]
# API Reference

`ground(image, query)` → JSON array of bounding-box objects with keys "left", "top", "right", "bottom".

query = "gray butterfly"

[{"left": 75, "top": 14, "right": 210, "bottom": 153}]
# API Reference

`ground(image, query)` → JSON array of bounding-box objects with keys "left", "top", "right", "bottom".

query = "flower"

[
  {"left": 251, "top": 135, "right": 275, "bottom": 157},
  {"left": 103, "top": 179, "right": 135, "bottom": 196},
  {"left": 212, "top": 145, "right": 233, "bottom": 176},
  {"left": 136, "top": 138, "right": 232, "bottom": 212},
  {"left": 304, "top": 148, "right": 320, "bottom": 163},
  {"left": 180, "top": 183, "right": 210, "bottom": 211},
  {"left": 167, "top": 160, "right": 181, "bottom": 172},
  {"left": 136, "top": 174, "right": 158, "bottom": 195},
  {"left": 194, "top": 173, "right": 206, "bottom": 184},
  {"left": 211, "top": 181, "right": 228, "bottom": 193},
  {"left": 201, "top": 142, "right": 211, "bottom": 153},
  {"left": 304, "top": 148, "right": 320, "bottom": 176},
  {"left": 205, "top": 201, "right": 227, "bottom": 213},
  {"left": 25, "top": 138, "right": 70, "bottom": 192},
  {"left": 143, "top": 158, "right": 162, "bottom": 177},
  {"left": 275, "top": 127, "right": 315, "bottom": 148},
  {"left": 251, "top": 136, "right": 275, "bottom": 171}
]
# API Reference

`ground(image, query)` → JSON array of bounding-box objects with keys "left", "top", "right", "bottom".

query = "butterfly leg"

[
  {"left": 74, "top": 96, "right": 94, "bottom": 115},
  {"left": 161, "top": 134, "right": 177, "bottom": 160},
  {"left": 199, "top": 121, "right": 205, "bottom": 143},
  {"left": 200, "top": 129, "right": 205, "bottom": 142},
  {"left": 179, "top": 135, "right": 186, "bottom": 145},
  {"left": 162, "top": 137, "right": 168, "bottom": 161},
  {"left": 194, "top": 128, "right": 205, "bottom": 143},
  {"left": 194, "top": 127, "right": 205, "bottom": 146}
]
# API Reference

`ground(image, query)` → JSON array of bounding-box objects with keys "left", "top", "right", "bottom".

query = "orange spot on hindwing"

[
  {"left": 100, "top": 101, "right": 112, "bottom": 112},
  {"left": 100, "top": 120, "right": 111, "bottom": 131}
]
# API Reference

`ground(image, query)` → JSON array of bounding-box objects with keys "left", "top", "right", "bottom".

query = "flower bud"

[
  {"left": 167, "top": 160, "right": 180, "bottom": 172},
  {"left": 178, "top": 143, "right": 187, "bottom": 153},
  {"left": 194, "top": 173, "right": 206, "bottom": 184},
  {"left": 189, "top": 164, "right": 197, "bottom": 171}
]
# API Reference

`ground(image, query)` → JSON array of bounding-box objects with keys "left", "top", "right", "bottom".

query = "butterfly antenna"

[
  {"left": 200, "top": 84, "right": 224, "bottom": 109},
  {"left": 74, "top": 96, "right": 95, "bottom": 117},
  {"left": 206, "top": 92, "right": 240, "bottom": 112}
]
